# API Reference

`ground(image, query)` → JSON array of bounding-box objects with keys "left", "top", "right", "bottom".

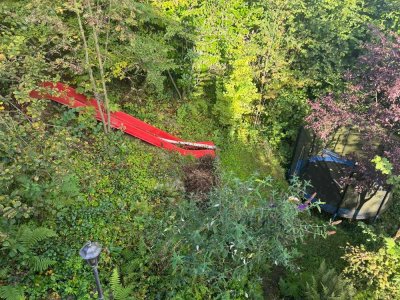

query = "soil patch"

[{"left": 183, "top": 155, "right": 218, "bottom": 202}]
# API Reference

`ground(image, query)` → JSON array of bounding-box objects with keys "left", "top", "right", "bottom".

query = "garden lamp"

[{"left": 79, "top": 241, "right": 104, "bottom": 300}]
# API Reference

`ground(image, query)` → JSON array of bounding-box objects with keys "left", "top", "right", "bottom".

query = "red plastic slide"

[{"left": 30, "top": 82, "right": 216, "bottom": 158}]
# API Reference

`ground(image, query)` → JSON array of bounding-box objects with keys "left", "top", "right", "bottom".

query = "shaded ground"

[
  {"left": 183, "top": 155, "right": 218, "bottom": 201},
  {"left": 263, "top": 266, "right": 286, "bottom": 299}
]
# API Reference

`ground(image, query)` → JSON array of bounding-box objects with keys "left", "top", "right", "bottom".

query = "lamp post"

[{"left": 79, "top": 241, "right": 104, "bottom": 300}]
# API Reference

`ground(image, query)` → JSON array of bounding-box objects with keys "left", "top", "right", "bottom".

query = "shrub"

[
  {"left": 139, "top": 176, "right": 327, "bottom": 299},
  {"left": 342, "top": 238, "right": 400, "bottom": 299}
]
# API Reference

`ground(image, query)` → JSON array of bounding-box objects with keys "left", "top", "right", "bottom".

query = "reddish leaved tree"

[{"left": 306, "top": 27, "right": 400, "bottom": 191}]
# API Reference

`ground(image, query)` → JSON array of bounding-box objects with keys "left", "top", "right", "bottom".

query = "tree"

[{"left": 306, "top": 28, "right": 400, "bottom": 191}]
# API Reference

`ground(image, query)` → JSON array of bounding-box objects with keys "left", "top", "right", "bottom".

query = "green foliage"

[
  {"left": 279, "top": 220, "right": 387, "bottom": 299},
  {"left": 153, "top": 0, "right": 399, "bottom": 152},
  {"left": 2, "top": 226, "right": 56, "bottom": 260},
  {"left": 280, "top": 260, "right": 356, "bottom": 300},
  {"left": 213, "top": 40, "right": 261, "bottom": 132},
  {"left": 29, "top": 256, "right": 56, "bottom": 273},
  {"left": 18, "top": 227, "right": 57, "bottom": 251},
  {"left": 1, "top": 0, "right": 399, "bottom": 299},
  {"left": 0, "top": 0, "right": 184, "bottom": 118},
  {"left": 377, "top": 190, "right": 400, "bottom": 235},
  {"left": 175, "top": 99, "right": 221, "bottom": 142},
  {"left": 291, "top": 0, "right": 368, "bottom": 89},
  {"left": 372, "top": 155, "right": 393, "bottom": 175},
  {"left": 261, "top": 89, "right": 309, "bottom": 160},
  {"left": 372, "top": 155, "right": 400, "bottom": 188},
  {"left": 365, "top": 0, "right": 400, "bottom": 33},
  {"left": 343, "top": 238, "right": 400, "bottom": 299},
  {"left": 0, "top": 226, "right": 56, "bottom": 297},
  {"left": 98, "top": 176, "right": 327, "bottom": 299},
  {"left": 219, "top": 140, "right": 285, "bottom": 181},
  {"left": 110, "top": 268, "right": 134, "bottom": 300},
  {"left": 304, "top": 260, "right": 355, "bottom": 300},
  {"left": 0, "top": 113, "right": 80, "bottom": 224},
  {"left": 0, "top": 286, "right": 25, "bottom": 300},
  {"left": 0, "top": 106, "right": 166, "bottom": 298},
  {"left": 155, "top": 176, "right": 325, "bottom": 298}
]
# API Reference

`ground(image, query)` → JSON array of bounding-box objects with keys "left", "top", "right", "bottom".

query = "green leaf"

[{"left": 0, "top": 286, "right": 25, "bottom": 300}]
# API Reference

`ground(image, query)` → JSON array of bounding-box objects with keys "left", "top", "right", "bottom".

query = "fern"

[
  {"left": 305, "top": 260, "right": 355, "bottom": 300},
  {"left": 18, "top": 227, "right": 56, "bottom": 250},
  {"left": 30, "top": 256, "right": 56, "bottom": 272},
  {"left": 0, "top": 268, "right": 9, "bottom": 279},
  {"left": 1, "top": 226, "right": 57, "bottom": 280},
  {"left": 0, "top": 286, "right": 25, "bottom": 300},
  {"left": 110, "top": 268, "right": 134, "bottom": 300}
]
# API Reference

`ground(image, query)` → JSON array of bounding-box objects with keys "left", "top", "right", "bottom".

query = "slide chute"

[{"left": 30, "top": 82, "right": 216, "bottom": 158}]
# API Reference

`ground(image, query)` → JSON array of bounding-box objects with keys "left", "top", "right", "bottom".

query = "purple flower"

[{"left": 297, "top": 203, "right": 309, "bottom": 211}]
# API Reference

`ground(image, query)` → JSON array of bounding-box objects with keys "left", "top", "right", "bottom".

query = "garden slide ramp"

[{"left": 30, "top": 82, "right": 216, "bottom": 158}]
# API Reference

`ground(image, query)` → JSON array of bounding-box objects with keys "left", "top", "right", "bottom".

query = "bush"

[
  {"left": 343, "top": 238, "right": 400, "bottom": 299},
  {"left": 118, "top": 176, "right": 326, "bottom": 299}
]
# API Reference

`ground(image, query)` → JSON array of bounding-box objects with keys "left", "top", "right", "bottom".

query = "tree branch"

[
  {"left": 73, "top": 0, "right": 108, "bottom": 133},
  {"left": 87, "top": 0, "right": 112, "bottom": 132}
]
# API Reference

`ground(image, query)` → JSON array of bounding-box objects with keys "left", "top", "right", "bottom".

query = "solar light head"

[{"left": 79, "top": 241, "right": 102, "bottom": 267}]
